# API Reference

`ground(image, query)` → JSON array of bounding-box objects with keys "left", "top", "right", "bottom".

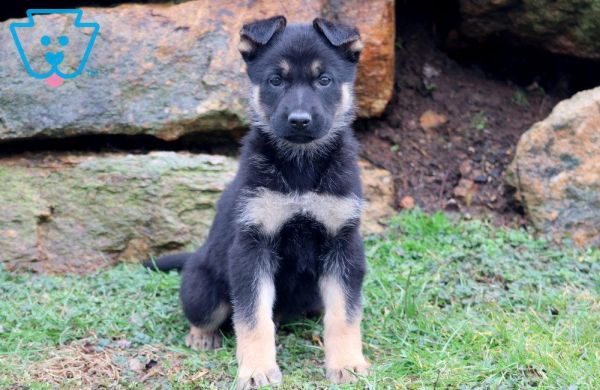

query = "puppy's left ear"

[{"left": 313, "top": 18, "right": 363, "bottom": 63}]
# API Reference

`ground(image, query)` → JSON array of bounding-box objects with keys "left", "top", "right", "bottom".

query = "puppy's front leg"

[
  {"left": 320, "top": 230, "right": 369, "bottom": 384},
  {"left": 230, "top": 239, "right": 281, "bottom": 389}
]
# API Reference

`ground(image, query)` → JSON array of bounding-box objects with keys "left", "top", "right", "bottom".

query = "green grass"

[{"left": 1, "top": 210, "right": 598, "bottom": 389}]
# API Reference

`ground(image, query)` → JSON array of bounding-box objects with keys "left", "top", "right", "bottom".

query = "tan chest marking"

[{"left": 238, "top": 188, "right": 362, "bottom": 236}]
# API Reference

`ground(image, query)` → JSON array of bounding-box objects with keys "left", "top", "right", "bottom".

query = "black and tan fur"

[{"left": 147, "top": 15, "right": 369, "bottom": 389}]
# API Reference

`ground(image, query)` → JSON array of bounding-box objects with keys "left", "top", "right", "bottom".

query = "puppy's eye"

[
  {"left": 269, "top": 75, "right": 283, "bottom": 87},
  {"left": 318, "top": 75, "right": 332, "bottom": 86}
]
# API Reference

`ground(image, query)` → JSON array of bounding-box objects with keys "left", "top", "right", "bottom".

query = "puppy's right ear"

[{"left": 239, "top": 15, "right": 287, "bottom": 61}]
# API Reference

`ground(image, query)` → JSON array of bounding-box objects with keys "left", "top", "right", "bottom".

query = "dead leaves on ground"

[{"left": 4, "top": 335, "right": 208, "bottom": 388}]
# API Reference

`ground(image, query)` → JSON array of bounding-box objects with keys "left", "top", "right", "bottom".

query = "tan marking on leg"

[
  {"left": 234, "top": 277, "right": 281, "bottom": 389},
  {"left": 210, "top": 302, "right": 232, "bottom": 329},
  {"left": 185, "top": 302, "right": 230, "bottom": 350},
  {"left": 311, "top": 59, "right": 322, "bottom": 77},
  {"left": 320, "top": 275, "right": 369, "bottom": 384},
  {"left": 279, "top": 59, "right": 291, "bottom": 76}
]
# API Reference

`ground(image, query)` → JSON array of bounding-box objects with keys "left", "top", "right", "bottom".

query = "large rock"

[
  {"left": 506, "top": 87, "right": 600, "bottom": 247},
  {"left": 1, "top": 152, "right": 394, "bottom": 274},
  {"left": 359, "top": 160, "right": 396, "bottom": 234},
  {"left": 0, "top": 152, "right": 237, "bottom": 273},
  {"left": 459, "top": 0, "right": 600, "bottom": 60},
  {"left": 0, "top": 0, "right": 394, "bottom": 142}
]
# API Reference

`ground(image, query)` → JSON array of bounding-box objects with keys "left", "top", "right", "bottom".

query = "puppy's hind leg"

[{"left": 180, "top": 264, "right": 231, "bottom": 350}]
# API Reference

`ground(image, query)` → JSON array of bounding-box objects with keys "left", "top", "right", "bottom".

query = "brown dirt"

[{"left": 357, "top": 18, "right": 560, "bottom": 225}]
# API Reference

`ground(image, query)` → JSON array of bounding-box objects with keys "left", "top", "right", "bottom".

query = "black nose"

[{"left": 288, "top": 111, "right": 312, "bottom": 129}]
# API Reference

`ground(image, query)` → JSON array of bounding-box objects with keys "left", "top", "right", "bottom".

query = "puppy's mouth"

[{"left": 282, "top": 134, "right": 319, "bottom": 144}]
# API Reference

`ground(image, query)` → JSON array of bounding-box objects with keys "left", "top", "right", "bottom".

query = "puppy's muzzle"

[{"left": 284, "top": 111, "right": 316, "bottom": 143}]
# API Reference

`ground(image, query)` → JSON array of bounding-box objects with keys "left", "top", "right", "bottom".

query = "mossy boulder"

[
  {"left": 459, "top": 0, "right": 600, "bottom": 59},
  {"left": 0, "top": 152, "right": 237, "bottom": 273},
  {"left": 507, "top": 87, "right": 600, "bottom": 247},
  {"left": 1, "top": 152, "right": 395, "bottom": 274}
]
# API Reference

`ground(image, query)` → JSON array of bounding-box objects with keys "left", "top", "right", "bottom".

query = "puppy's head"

[{"left": 239, "top": 16, "right": 362, "bottom": 146}]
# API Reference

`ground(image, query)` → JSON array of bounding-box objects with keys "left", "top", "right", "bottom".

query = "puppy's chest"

[{"left": 238, "top": 188, "right": 362, "bottom": 236}]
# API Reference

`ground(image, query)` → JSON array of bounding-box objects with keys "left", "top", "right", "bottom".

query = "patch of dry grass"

[{"left": 2, "top": 335, "right": 203, "bottom": 389}]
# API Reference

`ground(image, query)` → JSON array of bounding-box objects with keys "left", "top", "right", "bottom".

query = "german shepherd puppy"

[{"left": 147, "top": 15, "right": 369, "bottom": 389}]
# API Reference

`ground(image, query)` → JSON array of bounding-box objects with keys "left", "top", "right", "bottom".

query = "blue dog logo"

[{"left": 10, "top": 9, "right": 99, "bottom": 87}]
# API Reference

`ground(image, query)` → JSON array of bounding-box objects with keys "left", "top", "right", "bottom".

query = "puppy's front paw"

[
  {"left": 326, "top": 360, "right": 370, "bottom": 384},
  {"left": 236, "top": 366, "right": 282, "bottom": 389},
  {"left": 185, "top": 326, "right": 222, "bottom": 350}
]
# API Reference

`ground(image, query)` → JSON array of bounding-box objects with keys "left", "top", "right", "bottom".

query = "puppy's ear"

[
  {"left": 313, "top": 18, "right": 363, "bottom": 63},
  {"left": 239, "top": 15, "right": 287, "bottom": 61}
]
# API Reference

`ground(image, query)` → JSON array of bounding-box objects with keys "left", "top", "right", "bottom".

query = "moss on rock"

[
  {"left": 460, "top": 0, "right": 600, "bottom": 59},
  {"left": 0, "top": 152, "right": 237, "bottom": 274}
]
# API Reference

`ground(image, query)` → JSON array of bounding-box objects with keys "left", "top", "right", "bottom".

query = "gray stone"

[
  {"left": 0, "top": 152, "right": 237, "bottom": 273},
  {"left": 506, "top": 87, "right": 600, "bottom": 247},
  {"left": 0, "top": 0, "right": 395, "bottom": 142},
  {"left": 0, "top": 151, "right": 395, "bottom": 274}
]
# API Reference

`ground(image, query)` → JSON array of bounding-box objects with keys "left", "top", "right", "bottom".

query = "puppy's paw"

[
  {"left": 185, "top": 326, "right": 222, "bottom": 350},
  {"left": 236, "top": 366, "right": 282, "bottom": 389},
  {"left": 326, "top": 360, "right": 370, "bottom": 384}
]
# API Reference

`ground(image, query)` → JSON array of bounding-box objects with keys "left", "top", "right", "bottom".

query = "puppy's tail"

[{"left": 143, "top": 252, "right": 190, "bottom": 272}]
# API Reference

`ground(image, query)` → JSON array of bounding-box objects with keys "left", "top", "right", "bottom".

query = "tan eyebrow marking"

[
  {"left": 279, "top": 59, "right": 291, "bottom": 76},
  {"left": 311, "top": 60, "right": 322, "bottom": 77}
]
